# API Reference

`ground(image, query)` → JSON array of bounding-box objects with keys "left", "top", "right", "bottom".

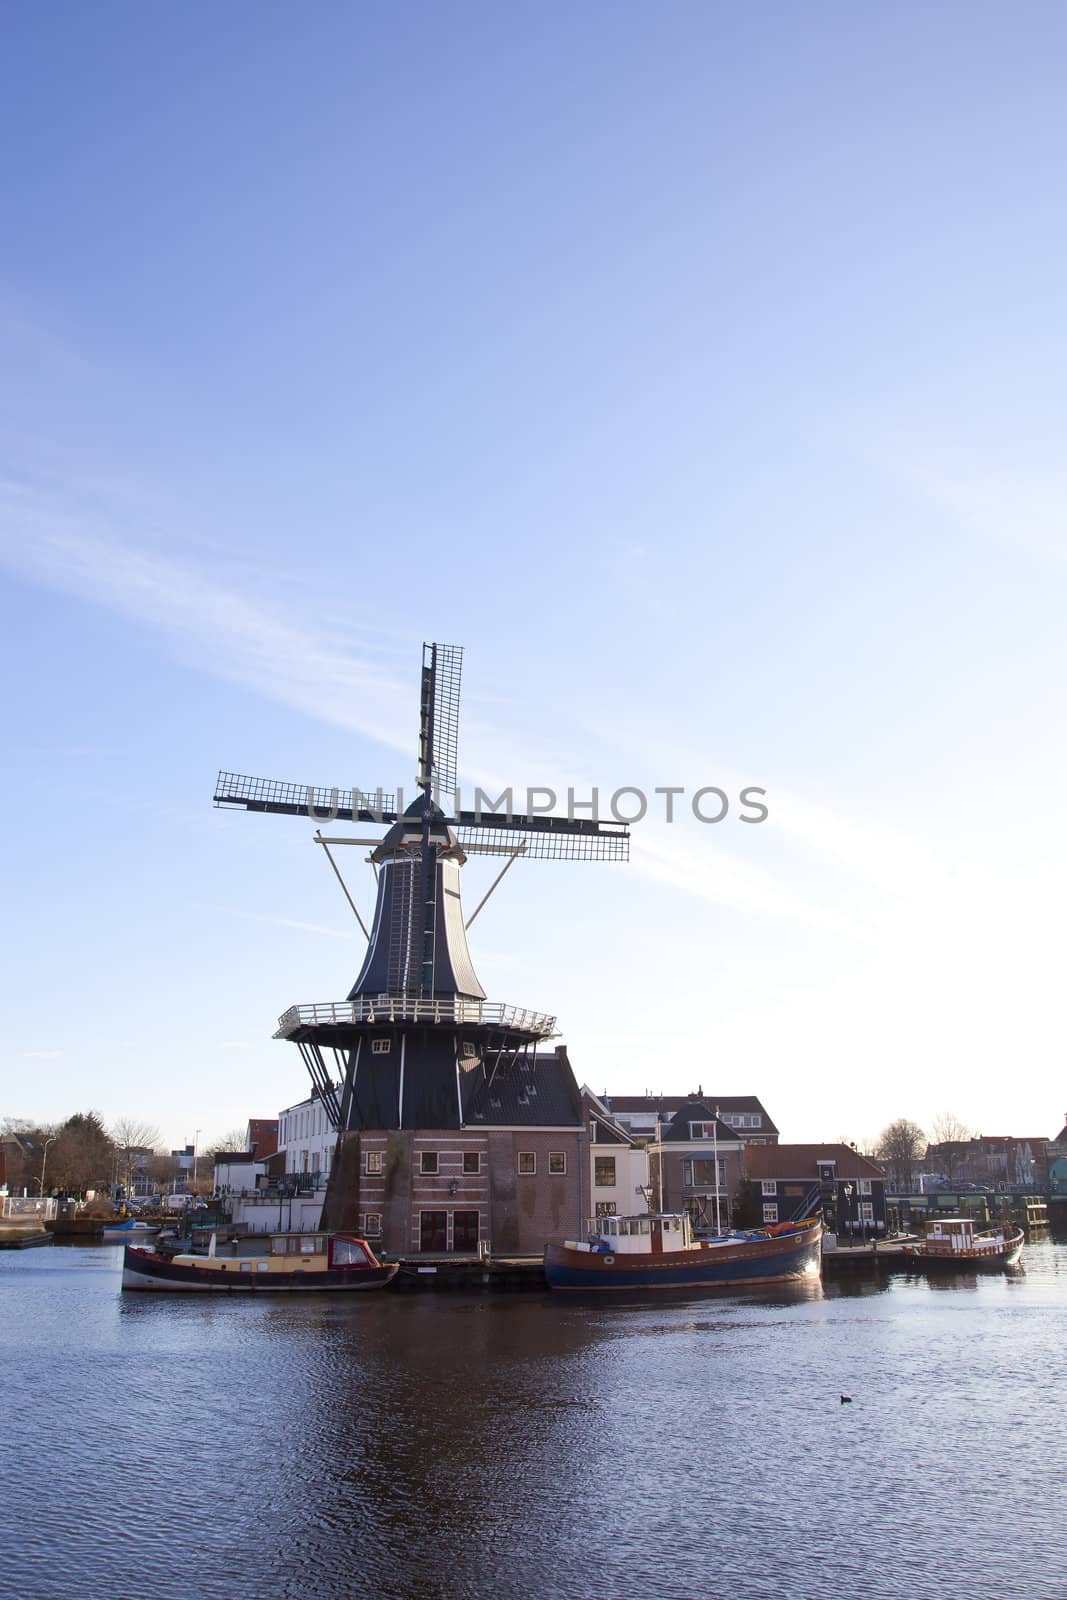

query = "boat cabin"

[
  {"left": 923, "top": 1217, "right": 1008, "bottom": 1257},
  {"left": 586, "top": 1213, "right": 695, "bottom": 1254},
  {"left": 173, "top": 1232, "right": 378, "bottom": 1274}
]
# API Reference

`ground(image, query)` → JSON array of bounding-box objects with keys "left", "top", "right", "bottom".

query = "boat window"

[
  {"left": 332, "top": 1238, "right": 371, "bottom": 1266},
  {"left": 639, "top": 1219, "right": 650, "bottom": 1234}
]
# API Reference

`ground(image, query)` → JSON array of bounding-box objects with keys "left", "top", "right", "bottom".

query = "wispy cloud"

[
  {"left": 0, "top": 465, "right": 909, "bottom": 936},
  {"left": 0, "top": 473, "right": 415, "bottom": 757},
  {"left": 873, "top": 438, "right": 1067, "bottom": 570}
]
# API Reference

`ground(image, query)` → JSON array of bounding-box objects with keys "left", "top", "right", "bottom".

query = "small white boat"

[{"left": 100, "top": 1220, "right": 160, "bottom": 1244}]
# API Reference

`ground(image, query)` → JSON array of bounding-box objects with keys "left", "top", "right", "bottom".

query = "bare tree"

[
  {"left": 209, "top": 1128, "right": 248, "bottom": 1154},
  {"left": 929, "top": 1111, "right": 976, "bottom": 1186},
  {"left": 877, "top": 1118, "right": 926, "bottom": 1192},
  {"left": 110, "top": 1118, "right": 162, "bottom": 1196}
]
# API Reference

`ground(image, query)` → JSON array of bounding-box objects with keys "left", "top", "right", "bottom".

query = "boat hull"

[
  {"left": 544, "top": 1221, "right": 822, "bottom": 1291},
  {"left": 121, "top": 1246, "right": 399, "bottom": 1293},
  {"left": 902, "top": 1228, "right": 1025, "bottom": 1270}
]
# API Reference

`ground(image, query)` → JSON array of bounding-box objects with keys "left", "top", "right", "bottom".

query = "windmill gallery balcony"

[{"left": 274, "top": 995, "right": 558, "bottom": 1042}]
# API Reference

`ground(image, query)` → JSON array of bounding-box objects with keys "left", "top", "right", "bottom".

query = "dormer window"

[{"left": 689, "top": 1121, "right": 714, "bottom": 1139}]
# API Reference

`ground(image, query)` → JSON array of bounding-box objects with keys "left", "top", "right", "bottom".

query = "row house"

[
  {"left": 581, "top": 1088, "right": 649, "bottom": 1222},
  {"left": 742, "top": 1144, "right": 888, "bottom": 1236},
  {"left": 647, "top": 1100, "right": 746, "bottom": 1232}
]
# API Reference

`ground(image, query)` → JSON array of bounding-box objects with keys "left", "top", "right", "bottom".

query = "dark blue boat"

[{"left": 544, "top": 1213, "right": 822, "bottom": 1291}]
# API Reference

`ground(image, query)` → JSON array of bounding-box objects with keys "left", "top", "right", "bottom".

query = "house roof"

[
  {"left": 213, "top": 1151, "right": 262, "bottom": 1165},
  {"left": 1051, "top": 1118, "right": 1067, "bottom": 1145},
  {"left": 743, "top": 1143, "right": 885, "bottom": 1180},
  {"left": 658, "top": 1101, "right": 740, "bottom": 1144},
  {"left": 463, "top": 1047, "right": 582, "bottom": 1128},
  {"left": 604, "top": 1093, "right": 778, "bottom": 1135}
]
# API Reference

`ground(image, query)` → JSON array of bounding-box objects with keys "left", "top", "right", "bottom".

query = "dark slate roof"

[
  {"left": 605, "top": 1092, "right": 779, "bottom": 1137},
  {"left": 1052, "top": 1119, "right": 1067, "bottom": 1145},
  {"left": 660, "top": 1101, "right": 739, "bottom": 1143},
  {"left": 742, "top": 1144, "right": 885, "bottom": 1181},
  {"left": 212, "top": 1151, "right": 260, "bottom": 1164},
  {"left": 463, "top": 1047, "right": 582, "bottom": 1128}
]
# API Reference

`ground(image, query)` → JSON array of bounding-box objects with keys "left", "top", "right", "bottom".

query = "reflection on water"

[{"left": 2, "top": 1243, "right": 1066, "bottom": 1600}]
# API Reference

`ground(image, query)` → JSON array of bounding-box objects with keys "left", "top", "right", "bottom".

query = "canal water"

[{"left": 2, "top": 1242, "right": 1066, "bottom": 1600}]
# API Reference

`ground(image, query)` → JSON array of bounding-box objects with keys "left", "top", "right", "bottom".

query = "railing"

[
  {"left": 2, "top": 1195, "right": 56, "bottom": 1219},
  {"left": 274, "top": 995, "right": 557, "bottom": 1038}
]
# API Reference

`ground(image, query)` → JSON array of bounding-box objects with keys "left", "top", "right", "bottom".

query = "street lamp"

[
  {"left": 39, "top": 1134, "right": 57, "bottom": 1198},
  {"left": 842, "top": 1182, "right": 854, "bottom": 1247}
]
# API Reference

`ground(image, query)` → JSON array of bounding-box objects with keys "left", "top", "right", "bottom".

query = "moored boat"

[
  {"left": 900, "top": 1216, "right": 1024, "bottom": 1268},
  {"left": 101, "top": 1219, "right": 160, "bottom": 1243},
  {"left": 544, "top": 1212, "right": 823, "bottom": 1291},
  {"left": 121, "top": 1229, "right": 399, "bottom": 1292}
]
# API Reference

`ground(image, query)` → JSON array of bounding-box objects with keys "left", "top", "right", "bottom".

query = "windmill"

[{"left": 215, "top": 643, "right": 629, "bottom": 1230}]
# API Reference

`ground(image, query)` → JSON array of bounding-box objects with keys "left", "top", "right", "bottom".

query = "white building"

[
  {"left": 581, "top": 1089, "right": 649, "bottom": 1222},
  {"left": 277, "top": 1089, "right": 338, "bottom": 1183}
]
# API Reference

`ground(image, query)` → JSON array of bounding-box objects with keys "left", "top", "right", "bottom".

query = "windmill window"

[
  {"left": 548, "top": 1152, "right": 566, "bottom": 1175},
  {"left": 364, "top": 1212, "right": 382, "bottom": 1236},
  {"left": 420, "top": 1152, "right": 439, "bottom": 1175},
  {"left": 365, "top": 1151, "right": 383, "bottom": 1175},
  {"left": 462, "top": 1042, "right": 477, "bottom": 1058},
  {"left": 517, "top": 1152, "right": 536, "bottom": 1175},
  {"left": 371, "top": 1039, "right": 392, "bottom": 1055}
]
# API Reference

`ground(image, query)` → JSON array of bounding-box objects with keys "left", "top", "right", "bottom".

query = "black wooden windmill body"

[{"left": 215, "top": 643, "right": 628, "bottom": 1225}]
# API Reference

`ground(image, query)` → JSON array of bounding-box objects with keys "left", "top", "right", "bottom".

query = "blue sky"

[{"left": 2, "top": 3, "right": 1065, "bottom": 1152}]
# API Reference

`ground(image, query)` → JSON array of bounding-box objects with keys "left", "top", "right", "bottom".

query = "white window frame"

[
  {"left": 517, "top": 1152, "right": 536, "bottom": 1175},
  {"left": 594, "top": 1155, "right": 616, "bottom": 1187},
  {"left": 761, "top": 1180, "right": 777, "bottom": 1196},
  {"left": 462, "top": 1151, "right": 481, "bottom": 1174},
  {"left": 365, "top": 1151, "right": 383, "bottom": 1175},
  {"left": 420, "top": 1151, "right": 439, "bottom": 1175},
  {"left": 548, "top": 1152, "right": 567, "bottom": 1175},
  {"left": 371, "top": 1038, "right": 392, "bottom": 1055},
  {"left": 859, "top": 1178, "right": 872, "bottom": 1196},
  {"left": 859, "top": 1200, "right": 875, "bottom": 1222},
  {"left": 762, "top": 1203, "right": 779, "bottom": 1223},
  {"left": 363, "top": 1212, "right": 382, "bottom": 1236}
]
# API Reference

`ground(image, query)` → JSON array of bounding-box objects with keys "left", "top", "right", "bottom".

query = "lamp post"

[
  {"left": 842, "top": 1182, "right": 854, "bottom": 1248},
  {"left": 39, "top": 1134, "right": 57, "bottom": 1198}
]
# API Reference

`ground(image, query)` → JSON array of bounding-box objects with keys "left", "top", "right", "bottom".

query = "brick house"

[
  {"left": 646, "top": 1100, "right": 746, "bottom": 1233},
  {"left": 350, "top": 1045, "right": 584, "bottom": 1255}
]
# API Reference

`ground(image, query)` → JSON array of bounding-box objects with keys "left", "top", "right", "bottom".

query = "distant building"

[
  {"left": 602, "top": 1092, "right": 778, "bottom": 1146},
  {"left": 245, "top": 1119, "right": 279, "bottom": 1159},
  {"left": 925, "top": 1134, "right": 1050, "bottom": 1191},
  {"left": 742, "top": 1144, "right": 887, "bottom": 1237},
  {"left": 213, "top": 1151, "right": 267, "bottom": 1196}
]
